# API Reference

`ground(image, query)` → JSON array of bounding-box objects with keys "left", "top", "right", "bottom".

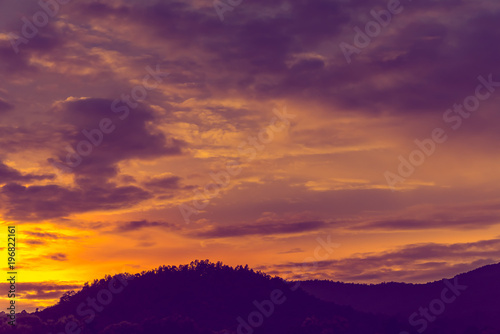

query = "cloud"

[
  {"left": 45, "top": 253, "right": 68, "bottom": 261},
  {"left": 0, "top": 161, "right": 54, "bottom": 184},
  {"left": 143, "top": 176, "right": 181, "bottom": 189},
  {"left": 24, "top": 239, "right": 46, "bottom": 245},
  {"left": 53, "top": 97, "right": 183, "bottom": 184},
  {"left": 278, "top": 248, "right": 304, "bottom": 254},
  {"left": 0, "top": 95, "right": 190, "bottom": 221},
  {"left": 142, "top": 175, "right": 195, "bottom": 197},
  {"left": 0, "top": 22, "right": 62, "bottom": 75},
  {"left": 112, "top": 220, "right": 175, "bottom": 233},
  {"left": 274, "top": 238, "right": 500, "bottom": 283},
  {"left": 350, "top": 215, "right": 500, "bottom": 230},
  {"left": 0, "top": 281, "right": 81, "bottom": 300},
  {"left": 0, "top": 182, "right": 152, "bottom": 220},
  {"left": 66, "top": 0, "right": 500, "bottom": 118},
  {"left": 347, "top": 199, "right": 500, "bottom": 231},
  {"left": 21, "top": 231, "right": 77, "bottom": 246},
  {"left": 1, "top": 0, "right": 500, "bottom": 295},
  {"left": 190, "top": 221, "right": 328, "bottom": 238},
  {"left": 0, "top": 98, "right": 13, "bottom": 112},
  {"left": 24, "top": 230, "right": 76, "bottom": 240}
]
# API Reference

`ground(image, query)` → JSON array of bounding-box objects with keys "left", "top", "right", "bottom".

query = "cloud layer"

[{"left": 1, "top": 0, "right": 500, "bottom": 311}]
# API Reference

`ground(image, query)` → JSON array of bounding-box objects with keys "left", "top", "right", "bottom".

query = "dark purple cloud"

[
  {"left": 53, "top": 98, "right": 183, "bottom": 185},
  {"left": 0, "top": 21, "right": 62, "bottom": 75},
  {"left": 24, "top": 239, "right": 46, "bottom": 245},
  {"left": 45, "top": 253, "right": 68, "bottom": 261},
  {"left": 143, "top": 176, "right": 181, "bottom": 190},
  {"left": 22, "top": 231, "right": 78, "bottom": 247},
  {"left": 350, "top": 215, "right": 500, "bottom": 230},
  {"left": 0, "top": 182, "right": 151, "bottom": 220},
  {"left": 66, "top": 0, "right": 500, "bottom": 118},
  {"left": 275, "top": 238, "right": 500, "bottom": 282},
  {"left": 0, "top": 160, "right": 54, "bottom": 184},
  {"left": 191, "top": 220, "right": 328, "bottom": 238},
  {"left": 3, "top": 0, "right": 499, "bottom": 120},
  {"left": 0, "top": 96, "right": 188, "bottom": 221},
  {"left": 24, "top": 230, "right": 76, "bottom": 240},
  {"left": 112, "top": 220, "right": 175, "bottom": 233},
  {"left": 0, "top": 98, "right": 13, "bottom": 112}
]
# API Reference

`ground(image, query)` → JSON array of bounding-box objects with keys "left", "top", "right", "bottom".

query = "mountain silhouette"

[
  {"left": 299, "top": 262, "right": 500, "bottom": 333},
  {"left": 0, "top": 260, "right": 498, "bottom": 333}
]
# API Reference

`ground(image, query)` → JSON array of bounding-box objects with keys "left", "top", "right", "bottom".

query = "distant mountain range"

[
  {"left": 299, "top": 262, "right": 500, "bottom": 333},
  {"left": 0, "top": 260, "right": 498, "bottom": 333}
]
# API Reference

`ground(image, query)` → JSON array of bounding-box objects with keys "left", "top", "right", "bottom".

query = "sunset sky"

[{"left": 1, "top": 0, "right": 500, "bottom": 312}]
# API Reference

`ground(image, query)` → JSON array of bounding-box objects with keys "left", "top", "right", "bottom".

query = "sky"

[{"left": 1, "top": 0, "right": 500, "bottom": 312}]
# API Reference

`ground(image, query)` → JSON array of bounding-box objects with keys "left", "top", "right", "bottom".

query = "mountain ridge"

[
  {"left": 299, "top": 261, "right": 500, "bottom": 332},
  {"left": 0, "top": 260, "right": 498, "bottom": 333}
]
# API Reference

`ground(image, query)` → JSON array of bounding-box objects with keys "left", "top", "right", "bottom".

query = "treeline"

[{"left": 2, "top": 260, "right": 493, "bottom": 334}]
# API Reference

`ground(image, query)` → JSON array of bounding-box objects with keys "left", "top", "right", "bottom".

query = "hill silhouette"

[
  {"left": 0, "top": 260, "right": 498, "bottom": 333},
  {"left": 299, "top": 262, "right": 500, "bottom": 333}
]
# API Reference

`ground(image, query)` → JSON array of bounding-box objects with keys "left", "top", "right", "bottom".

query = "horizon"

[
  {"left": 1, "top": 0, "right": 500, "bottom": 321},
  {"left": 2, "top": 258, "right": 497, "bottom": 314}
]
